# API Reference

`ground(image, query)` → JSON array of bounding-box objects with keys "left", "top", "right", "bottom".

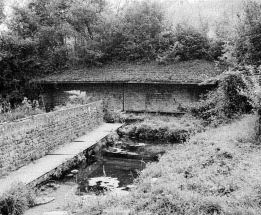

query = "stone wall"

[
  {"left": 0, "top": 101, "right": 103, "bottom": 178},
  {"left": 42, "top": 83, "right": 213, "bottom": 113}
]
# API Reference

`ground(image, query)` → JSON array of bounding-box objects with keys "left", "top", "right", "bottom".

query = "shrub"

[
  {"left": 103, "top": 108, "right": 146, "bottom": 124},
  {"left": 190, "top": 69, "right": 253, "bottom": 126},
  {"left": 53, "top": 91, "right": 93, "bottom": 111},
  {"left": 0, "top": 183, "right": 37, "bottom": 215},
  {"left": 0, "top": 97, "right": 44, "bottom": 123}
]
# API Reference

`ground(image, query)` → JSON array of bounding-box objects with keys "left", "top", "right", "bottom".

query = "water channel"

[{"left": 56, "top": 137, "right": 172, "bottom": 194}]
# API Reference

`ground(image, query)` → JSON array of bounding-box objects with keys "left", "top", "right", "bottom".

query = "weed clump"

[
  {"left": 0, "top": 97, "right": 44, "bottom": 123},
  {"left": 0, "top": 183, "right": 37, "bottom": 215}
]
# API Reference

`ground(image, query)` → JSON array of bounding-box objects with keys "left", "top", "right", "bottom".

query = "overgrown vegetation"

[
  {"left": 67, "top": 115, "right": 261, "bottom": 215},
  {"left": 118, "top": 115, "right": 204, "bottom": 143},
  {"left": 0, "top": 97, "right": 44, "bottom": 123},
  {"left": 53, "top": 90, "right": 93, "bottom": 111},
  {"left": 188, "top": 65, "right": 261, "bottom": 126},
  {"left": 0, "top": 183, "right": 37, "bottom": 215}
]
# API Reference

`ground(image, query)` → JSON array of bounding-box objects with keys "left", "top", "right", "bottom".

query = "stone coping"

[{"left": 0, "top": 123, "right": 122, "bottom": 197}]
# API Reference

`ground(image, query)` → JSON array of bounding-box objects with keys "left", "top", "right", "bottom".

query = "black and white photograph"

[{"left": 0, "top": 0, "right": 261, "bottom": 214}]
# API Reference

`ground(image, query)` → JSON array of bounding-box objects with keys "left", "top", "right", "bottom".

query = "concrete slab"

[{"left": 0, "top": 123, "right": 122, "bottom": 196}]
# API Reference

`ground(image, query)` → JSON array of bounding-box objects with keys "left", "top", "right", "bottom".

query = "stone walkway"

[{"left": 0, "top": 123, "right": 122, "bottom": 196}]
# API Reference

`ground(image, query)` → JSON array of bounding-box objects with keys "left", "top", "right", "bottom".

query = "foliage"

[
  {"left": 68, "top": 115, "right": 261, "bottom": 215},
  {"left": 0, "top": 33, "right": 41, "bottom": 104},
  {"left": 0, "top": 97, "right": 44, "bottom": 123},
  {"left": 118, "top": 115, "right": 205, "bottom": 143},
  {"left": 110, "top": 0, "right": 164, "bottom": 61},
  {"left": 157, "top": 25, "right": 223, "bottom": 64},
  {"left": 53, "top": 90, "right": 93, "bottom": 111},
  {"left": 103, "top": 109, "right": 146, "bottom": 124},
  {"left": 0, "top": 0, "right": 4, "bottom": 23},
  {"left": 233, "top": 1, "right": 261, "bottom": 65},
  {"left": 190, "top": 69, "right": 253, "bottom": 126},
  {"left": 0, "top": 183, "right": 37, "bottom": 215},
  {"left": 0, "top": 0, "right": 226, "bottom": 103},
  {"left": 237, "top": 66, "right": 261, "bottom": 109},
  {"left": 0, "top": 0, "right": 109, "bottom": 104}
]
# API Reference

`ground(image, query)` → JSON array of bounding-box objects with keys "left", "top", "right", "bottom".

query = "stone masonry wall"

[
  {"left": 0, "top": 101, "right": 103, "bottom": 178},
  {"left": 42, "top": 83, "right": 213, "bottom": 113}
]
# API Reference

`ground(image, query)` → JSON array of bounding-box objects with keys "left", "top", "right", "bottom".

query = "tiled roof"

[{"left": 36, "top": 60, "right": 220, "bottom": 85}]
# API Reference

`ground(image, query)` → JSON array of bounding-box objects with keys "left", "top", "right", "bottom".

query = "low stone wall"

[{"left": 0, "top": 101, "right": 104, "bottom": 178}]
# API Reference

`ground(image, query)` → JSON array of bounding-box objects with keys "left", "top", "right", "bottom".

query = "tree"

[
  {"left": 101, "top": 0, "right": 164, "bottom": 61},
  {"left": 235, "top": 1, "right": 261, "bottom": 65},
  {"left": 0, "top": 0, "right": 5, "bottom": 23}
]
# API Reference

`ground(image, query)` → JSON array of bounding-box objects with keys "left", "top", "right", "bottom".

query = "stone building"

[{"left": 37, "top": 60, "right": 220, "bottom": 113}]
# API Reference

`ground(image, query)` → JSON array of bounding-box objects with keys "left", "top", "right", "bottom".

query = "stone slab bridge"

[{"left": 0, "top": 101, "right": 122, "bottom": 196}]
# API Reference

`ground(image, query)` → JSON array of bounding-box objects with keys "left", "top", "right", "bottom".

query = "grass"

[
  {"left": 67, "top": 114, "right": 261, "bottom": 215},
  {"left": 0, "top": 183, "right": 37, "bottom": 215}
]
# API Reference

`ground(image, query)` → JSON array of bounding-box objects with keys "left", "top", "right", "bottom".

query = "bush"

[
  {"left": 0, "top": 183, "right": 37, "bottom": 215},
  {"left": 103, "top": 109, "right": 146, "bottom": 124},
  {"left": 53, "top": 91, "right": 93, "bottom": 111},
  {"left": 0, "top": 97, "right": 44, "bottom": 123},
  {"left": 190, "top": 69, "right": 253, "bottom": 126}
]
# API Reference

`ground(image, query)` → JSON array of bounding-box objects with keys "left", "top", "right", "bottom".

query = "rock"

[
  {"left": 34, "top": 196, "right": 55, "bottom": 206},
  {"left": 43, "top": 211, "right": 68, "bottom": 215},
  {"left": 71, "top": 169, "right": 79, "bottom": 174}
]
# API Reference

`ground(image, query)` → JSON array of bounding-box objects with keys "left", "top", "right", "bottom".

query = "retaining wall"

[{"left": 0, "top": 101, "right": 103, "bottom": 178}]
